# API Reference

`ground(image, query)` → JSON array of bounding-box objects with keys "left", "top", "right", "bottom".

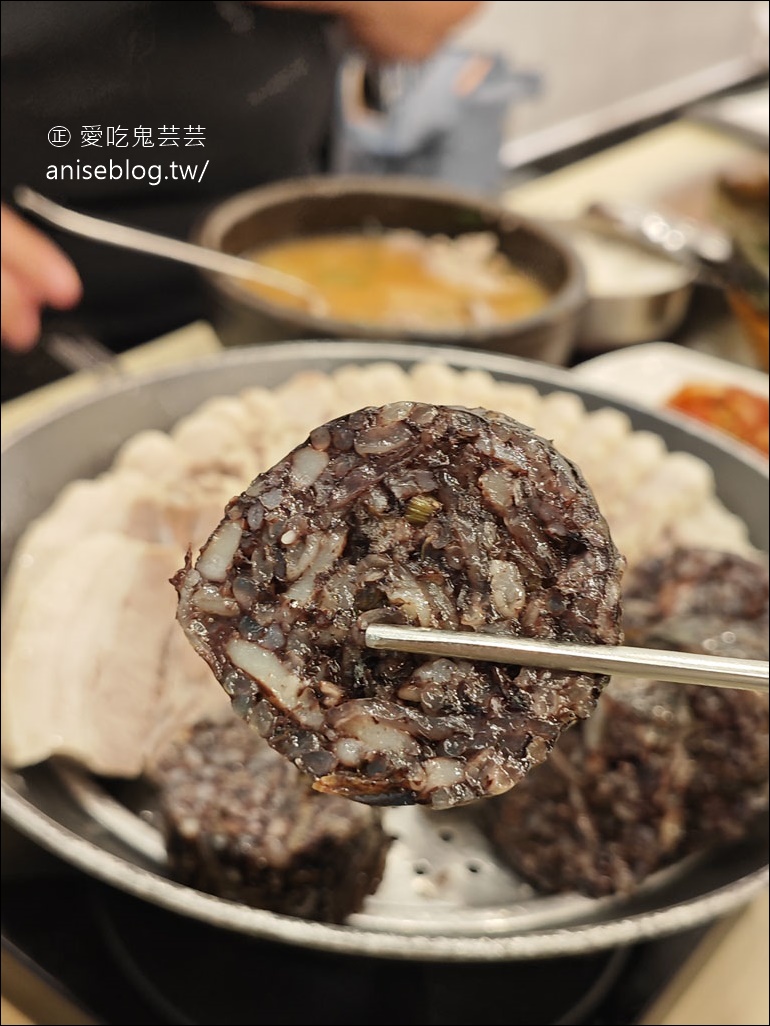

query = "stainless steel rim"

[{"left": 3, "top": 778, "right": 768, "bottom": 961}]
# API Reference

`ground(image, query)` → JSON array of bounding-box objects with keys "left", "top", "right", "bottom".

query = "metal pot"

[
  {"left": 549, "top": 216, "right": 698, "bottom": 352},
  {"left": 2, "top": 341, "right": 767, "bottom": 962}
]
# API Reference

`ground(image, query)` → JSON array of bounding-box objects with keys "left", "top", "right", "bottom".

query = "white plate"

[
  {"left": 574, "top": 342, "right": 767, "bottom": 456},
  {"left": 2, "top": 341, "right": 768, "bottom": 962}
]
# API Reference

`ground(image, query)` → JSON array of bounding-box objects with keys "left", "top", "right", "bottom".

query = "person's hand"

[
  {"left": 259, "top": 2, "right": 482, "bottom": 61},
  {"left": 1, "top": 203, "right": 82, "bottom": 351}
]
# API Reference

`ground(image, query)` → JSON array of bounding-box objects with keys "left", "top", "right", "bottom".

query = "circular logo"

[{"left": 48, "top": 126, "right": 71, "bottom": 147}]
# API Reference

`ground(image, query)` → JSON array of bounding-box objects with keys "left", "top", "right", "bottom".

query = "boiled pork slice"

[{"left": 2, "top": 532, "right": 228, "bottom": 776}]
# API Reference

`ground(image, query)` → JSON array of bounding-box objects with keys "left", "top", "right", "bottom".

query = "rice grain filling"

[{"left": 174, "top": 402, "right": 624, "bottom": 809}]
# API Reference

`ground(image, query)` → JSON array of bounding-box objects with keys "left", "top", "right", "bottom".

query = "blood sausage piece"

[{"left": 175, "top": 403, "right": 624, "bottom": 808}]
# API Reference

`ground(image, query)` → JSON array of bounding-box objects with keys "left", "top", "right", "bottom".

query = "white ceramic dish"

[{"left": 574, "top": 341, "right": 766, "bottom": 400}]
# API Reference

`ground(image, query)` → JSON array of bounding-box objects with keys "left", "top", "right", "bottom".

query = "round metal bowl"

[
  {"left": 554, "top": 224, "right": 698, "bottom": 353},
  {"left": 1, "top": 341, "right": 767, "bottom": 962},
  {"left": 579, "top": 275, "right": 695, "bottom": 352},
  {"left": 193, "top": 176, "right": 587, "bottom": 365}
]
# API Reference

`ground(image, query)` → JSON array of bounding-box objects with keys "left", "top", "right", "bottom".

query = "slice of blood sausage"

[{"left": 174, "top": 402, "right": 625, "bottom": 809}]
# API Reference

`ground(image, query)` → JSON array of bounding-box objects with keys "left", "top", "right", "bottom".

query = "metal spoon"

[
  {"left": 13, "top": 186, "right": 326, "bottom": 312},
  {"left": 365, "top": 624, "right": 769, "bottom": 694}
]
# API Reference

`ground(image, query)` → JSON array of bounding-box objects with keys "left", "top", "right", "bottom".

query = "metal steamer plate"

[{"left": 2, "top": 341, "right": 768, "bottom": 961}]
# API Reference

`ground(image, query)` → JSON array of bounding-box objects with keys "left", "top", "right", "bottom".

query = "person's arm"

[
  {"left": 258, "top": 2, "right": 483, "bottom": 62},
  {"left": 1, "top": 204, "right": 82, "bottom": 351}
]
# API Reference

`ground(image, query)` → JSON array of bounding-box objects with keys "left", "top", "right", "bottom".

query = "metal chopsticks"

[{"left": 365, "top": 624, "right": 769, "bottom": 695}]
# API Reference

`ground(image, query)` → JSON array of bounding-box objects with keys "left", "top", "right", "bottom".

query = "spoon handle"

[{"left": 13, "top": 185, "right": 319, "bottom": 305}]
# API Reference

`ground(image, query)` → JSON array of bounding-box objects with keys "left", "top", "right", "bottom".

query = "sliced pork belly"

[{"left": 2, "top": 533, "right": 228, "bottom": 776}]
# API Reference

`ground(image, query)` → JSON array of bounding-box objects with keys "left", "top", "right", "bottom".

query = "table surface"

[{"left": 2, "top": 117, "right": 769, "bottom": 1026}]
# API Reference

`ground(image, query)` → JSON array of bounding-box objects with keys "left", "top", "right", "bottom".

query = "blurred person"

[{"left": 1, "top": 1, "right": 480, "bottom": 352}]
